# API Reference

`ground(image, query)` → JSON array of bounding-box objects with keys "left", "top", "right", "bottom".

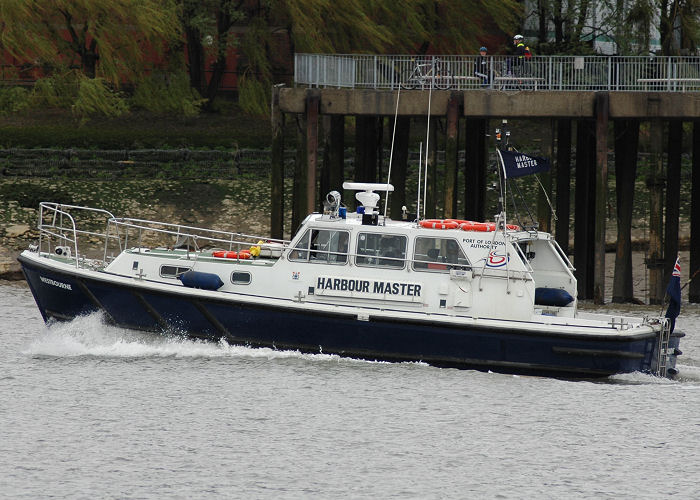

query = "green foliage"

[
  {"left": 0, "top": 0, "right": 181, "bottom": 83},
  {"left": 29, "top": 71, "right": 128, "bottom": 120},
  {"left": 31, "top": 71, "right": 80, "bottom": 108},
  {"left": 131, "top": 72, "right": 207, "bottom": 117},
  {"left": 238, "top": 75, "right": 269, "bottom": 115},
  {"left": 0, "top": 86, "right": 31, "bottom": 115},
  {"left": 72, "top": 77, "right": 129, "bottom": 121},
  {"left": 237, "top": 16, "right": 272, "bottom": 115}
]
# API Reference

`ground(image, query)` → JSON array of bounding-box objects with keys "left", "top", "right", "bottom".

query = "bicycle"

[{"left": 400, "top": 57, "right": 452, "bottom": 90}]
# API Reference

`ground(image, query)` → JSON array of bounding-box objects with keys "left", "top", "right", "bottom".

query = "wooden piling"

[
  {"left": 664, "top": 119, "right": 682, "bottom": 284},
  {"left": 593, "top": 93, "right": 609, "bottom": 304},
  {"left": 329, "top": 115, "right": 345, "bottom": 193},
  {"left": 389, "top": 116, "right": 410, "bottom": 219},
  {"left": 444, "top": 93, "right": 461, "bottom": 219},
  {"left": 320, "top": 116, "right": 330, "bottom": 201},
  {"left": 464, "top": 118, "right": 487, "bottom": 221},
  {"left": 537, "top": 119, "right": 554, "bottom": 233},
  {"left": 574, "top": 120, "right": 596, "bottom": 300},
  {"left": 426, "top": 118, "right": 437, "bottom": 218},
  {"left": 354, "top": 116, "right": 377, "bottom": 184},
  {"left": 691, "top": 121, "right": 700, "bottom": 303},
  {"left": 612, "top": 119, "right": 640, "bottom": 303},
  {"left": 292, "top": 114, "right": 307, "bottom": 232},
  {"left": 555, "top": 119, "right": 572, "bottom": 254},
  {"left": 305, "top": 91, "right": 320, "bottom": 215},
  {"left": 375, "top": 117, "right": 384, "bottom": 184},
  {"left": 647, "top": 118, "right": 665, "bottom": 304},
  {"left": 270, "top": 86, "right": 285, "bottom": 239}
]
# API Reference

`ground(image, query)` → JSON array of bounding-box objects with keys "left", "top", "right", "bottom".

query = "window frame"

[
  {"left": 159, "top": 265, "right": 192, "bottom": 279},
  {"left": 354, "top": 231, "right": 408, "bottom": 270},
  {"left": 231, "top": 271, "right": 252, "bottom": 285},
  {"left": 412, "top": 236, "right": 470, "bottom": 273},
  {"left": 288, "top": 228, "right": 350, "bottom": 265}
]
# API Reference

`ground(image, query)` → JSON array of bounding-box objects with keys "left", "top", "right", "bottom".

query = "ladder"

[{"left": 655, "top": 319, "right": 672, "bottom": 377}]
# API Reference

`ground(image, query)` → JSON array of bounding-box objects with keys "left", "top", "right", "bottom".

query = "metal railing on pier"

[{"left": 295, "top": 53, "right": 700, "bottom": 92}]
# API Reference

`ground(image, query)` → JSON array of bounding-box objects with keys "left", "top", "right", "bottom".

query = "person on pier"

[{"left": 474, "top": 46, "right": 490, "bottom": 86}]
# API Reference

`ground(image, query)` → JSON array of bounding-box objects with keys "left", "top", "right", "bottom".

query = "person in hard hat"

[
  {"left": 509, "top": 34, "right": 531, "bottom": 77},
  {"left": 474, "top": 46, "right": 490, "bottom": 86},
  {"left": 513, "top": 34, "right": 526, "bottom": 58}
]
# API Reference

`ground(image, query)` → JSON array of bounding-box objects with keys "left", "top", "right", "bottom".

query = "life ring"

[
  {"left": 213, "top": 250, "right": 239, "bottom": 259},
  {"left": 419, "top": 219, "right": 460, "bottom": 230},
  {"left": 460, "top": 221, "right": 496, "bottom": 232},
  {"left": 447, "top": 219, "right": 496, "bottom": 231},
  {"left": 238, "top": 250, "right": 251, "bottom": 259},
  {"left": 454, "top": 221, "right": 521, "bottom": 232}
]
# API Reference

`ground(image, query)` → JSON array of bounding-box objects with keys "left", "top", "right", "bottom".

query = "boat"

[{"left": 17, "top": 181, "right": 684, "bottom": 378}]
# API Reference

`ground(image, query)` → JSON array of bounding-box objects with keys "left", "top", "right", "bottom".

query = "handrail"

[
  {"left": 38, "top": 202, "right": 118, "bottom": 268},
  {"left": 294, "top": 53, "right": 700, "bottom": 92},
  {"left": 108, "top": 217, "right": 289, "bottom": 246},
  {"left": 35, "top": 202, "right": 293, "bottom": 269},
  {"left": 103, "top": 217, "right": 293, "bottom": 265}
]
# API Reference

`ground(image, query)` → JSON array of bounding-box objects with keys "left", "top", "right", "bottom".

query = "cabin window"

[
  {"left": 412, "top": 237, "right": 470, "bottom": 272},
  {"left": 355, "top": 233, "right": 407, "bottom": 268},
  {"left": 288, "top": 229, "right": 349, "bottom": 264},
  {"left": 160, "top": 265, "right": 191, "bottom": 279},
  {"left": 231, "top": 271, "right": 251, "bottom": 285}
]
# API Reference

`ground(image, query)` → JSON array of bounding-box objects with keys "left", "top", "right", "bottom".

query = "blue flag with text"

[
  {"left": 665, "top": 256, "right": 681, "bottom": 333},
  {"left": 498, "top": 149, "right": 551, "bottom": 178}
]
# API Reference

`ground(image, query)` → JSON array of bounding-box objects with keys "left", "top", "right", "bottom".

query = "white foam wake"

[
  {"left": 22, "top": 312, "right": 358, "bottom": 364},
  {"left": 675, "top": 364, "right": 700, "bottom": 383},
  {"left": 607, "top": 364, "right": 700, "bottom": 385},
  {"left": 608, "top": 371, "right": 676, "bottom": 385}
]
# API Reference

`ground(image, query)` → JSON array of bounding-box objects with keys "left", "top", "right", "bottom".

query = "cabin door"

[{"left": 450, "top": 276, "right": 472, "bottom": 310}]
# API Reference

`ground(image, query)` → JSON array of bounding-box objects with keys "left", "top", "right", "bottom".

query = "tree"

[
  {"left": 179, "top": 0, "right": 245, "bottom": 107},
  {"left": 211, "top": 0, "right": 521, "bottom": 113},
  {"left": 0, "top": 0, "right": 181, "bottom": 83},
  {"left": 409, "top": 0, "right": 521, "bottom": 54},
  {"left": 537, "top": 0, "right": 700, "bottom": 55},
  {"left": 538, "top": 0, "right": 596, "bottom": 53},
  {"left": 658, "top": 0, "right": 700, "bottom": 55}
]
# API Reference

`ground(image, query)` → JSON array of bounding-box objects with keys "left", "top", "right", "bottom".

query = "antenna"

[
  {"left": 416, "top": 142, "right": 423, "bottom": 219},
  {"left": 423, "top": 78, "right": 433, "bottom": 220}
]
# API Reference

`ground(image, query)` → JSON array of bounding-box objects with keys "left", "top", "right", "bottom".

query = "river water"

[{"left": 2, "top": 280, "right": 699, "bottom": 499}]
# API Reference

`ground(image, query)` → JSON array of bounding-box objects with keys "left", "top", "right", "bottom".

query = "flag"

[
  {"left": 498, "top": 149, "right": 551, "bottom": 179},
  {"left": 665, "top": 256, "right": 681, "bottom": 333}
]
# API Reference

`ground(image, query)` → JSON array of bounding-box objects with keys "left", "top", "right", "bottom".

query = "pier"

[{"left": 272, "top": 54, "right": 700, "bottom": 304}]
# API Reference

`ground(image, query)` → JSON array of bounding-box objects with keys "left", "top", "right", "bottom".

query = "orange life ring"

[
  {"left": 455, "top": 221, "right": 521, "bottom": 232},
  {"left": 213, "top": 250, "right": 239, "bottom": 259},
  {"left": 419, "top": 219, "right": 460, "bottom": 230},
  {"left": 460, "top": 221, "right": 496, "bottom": 232},
  {"left": 238, "top": 250, "right": 251, "bottom": 259}
]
